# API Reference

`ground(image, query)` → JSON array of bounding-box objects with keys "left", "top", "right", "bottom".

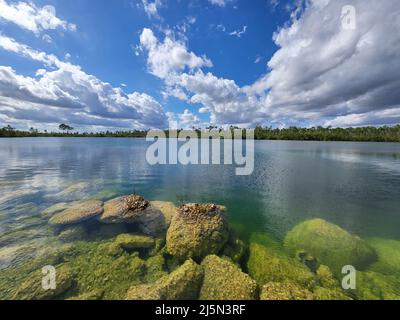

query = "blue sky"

[{"left": 0, "top": 0, "right": 399, "bottom": 131}]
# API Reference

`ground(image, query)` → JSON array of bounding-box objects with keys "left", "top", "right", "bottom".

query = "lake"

[{"left": 1, "top": 138, "right": 400, "bottom": 299}]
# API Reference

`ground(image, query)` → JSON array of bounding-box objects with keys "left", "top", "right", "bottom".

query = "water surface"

[{"left": 1, "top": 137, "right": 399, "bottom": 243}]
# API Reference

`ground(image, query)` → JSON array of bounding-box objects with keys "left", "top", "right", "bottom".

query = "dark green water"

[{"left": 1, "top": 138, "right": 399, "bottom": 242}]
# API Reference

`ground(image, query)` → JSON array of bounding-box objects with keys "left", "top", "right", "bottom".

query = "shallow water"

[{"left": 1, "top": 138, "right": 400, "bottom": 299}]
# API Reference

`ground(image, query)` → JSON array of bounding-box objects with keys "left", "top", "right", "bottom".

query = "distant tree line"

[{"left": 1, "top": 123, "right": 400, "bottom": 142}]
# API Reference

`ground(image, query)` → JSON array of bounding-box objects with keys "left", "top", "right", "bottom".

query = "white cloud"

[
  {"left": 0, "top": 36, "right": 168, "bottom": 130},
  {"left": 229, "top": 26, "right": 247, "bottom": 38},
  {"left": 0, "top": 0, "right": 76, "bottom": 35},
  {"left": 167, "top": 109, "right": 200, "bottom": 129},
  {"left": 208, "top": 0, "right": 232, "bottom": 7},
  {"left": 250, "top": 0, "right": 400, "bottom": 126},
  {"left": 139, "top": 28, "right": 212, "bottom": 80},
  {"left": 142, "top": 0, "right": 162, "bottom": 19}
]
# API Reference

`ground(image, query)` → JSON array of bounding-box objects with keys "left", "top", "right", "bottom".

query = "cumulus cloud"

[
  {"left": 142, "top": 0, "right": 163, "bottom": 19},
  {"left": 139, "top": 28, "right": 264, "bottom": 126},
  {"left": 0, "top": 36, "right": 168, "bottom": 130},
  {"left": 139, "top": 28, "right": 212, "bottom": 80},
  {"left": 167, "top": 109, "right": 201, "bottom": 129},
  {"left": 251, "top": 0, "right": 400, "bottom": 126},
  {"left": 0, "top": 0, "right": 76, "bottom": 34},
  {"left": 142, "top": 0, "right": 400, "bottom": 128}
]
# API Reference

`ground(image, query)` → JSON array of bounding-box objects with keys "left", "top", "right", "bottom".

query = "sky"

[{"left": 0, "top": 0, "right": 399, "bottom": 132}]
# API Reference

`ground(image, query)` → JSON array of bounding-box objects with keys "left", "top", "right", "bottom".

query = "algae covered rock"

[
  {"left": 247, "top": 242, "right": 314, "bottom": 288},
  {"left": 42, "top": 202, "right": 72, "bottom": 218},
  {"left": 199, "top": 255, "right": 257, "bottom": 300},
  {"left": 52, "top": 182, "right": 92, "bottom": 201},
  {"left": 284, "top": 219, "right": 377, "bottom": 274},
  {"left": 166, "top": 203, "right": 229, "bottom": 261},
  {"left": 354, "top": 271, "right": 400, "bottom": 300},
  {"left": 58, "top": 225, "right": 88, "bottom": 242},
  {"left": 222, "top": 233, "right": 247, "bottom": 264},
  {"left": 367, "top": 238, "right": 400, "bottom": 276},
  {"left": 49, "top": 200, "right": 103, "bottom": 226},
  {"left": 316, "top": 265, "right": 339, "bottom": 289},
  {"left": 13, "top": 265, "right": 74, "bottom": 300},
  {"left": 100, "top": 194, "right": 166, "bottom": 235},
  {"left": 126, "top": 259, "right": 203, "bottom": 300},
  {"left": 260, "top": 282, "right": 313, "bottom": 300},
  {"left": 114, "top": 234, "right": 155, "bottom": 250},
  {"left": 151, "top": 201, "right": 179, "bottom": 226},
  {"left": 67, "top": 289, "right": 104, "bottom": 300},
  {"left": 313, "top": 287, "right": 351, "bottom": 300}
]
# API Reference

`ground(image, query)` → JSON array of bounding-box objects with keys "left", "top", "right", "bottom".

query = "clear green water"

[{"left": 1, "top": 138, "right": 400, "bottom": 299}]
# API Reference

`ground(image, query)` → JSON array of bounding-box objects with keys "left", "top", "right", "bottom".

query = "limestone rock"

[
  {"left": 199, "top": 255, "right": 257, "bottom": 300},
  {"left": 260, "top": 282, "right": 313, "bottom": 300},
  {"left": 13, "top": 265, "right": 74, "bottom": 300},
  {"left": 100, "top": 195, "right": 166, "bottom": 235},
  {"left": 284, "top": 219, "right": 377, "bottom": 274},
  {"left": 247, "top": 242, "right": 314, "bottom": 288},
  {"left": 166, "top": 203, "right": 229, "bottom": 261},
  {"left": 114, "top": 234, "right": 155, "bottom": 250},
  {"left": 49, "top": 200, "right": 103, "bottom": 226},
  {"left": 126, "top": 259, "right": 203, "bottom": 300}
]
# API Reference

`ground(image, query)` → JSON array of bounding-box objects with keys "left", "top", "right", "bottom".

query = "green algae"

[
  {"left": 13, "top": 264, "right": 74, "bottom": 300},
  {"left": 353, "top": 271, "right": 400, "bottom": 300},
  {"left": 260, "top": 282, "right": 313, "bottom": 300},
  {"left": 284, "top": 219, "right": 377, "bottom": 275},
  {"left": 126, "top": 259, "right": 203, "bottom": 300},
  {"left": 199, "top": 255, "right": 257, "bottom": 300},
  {"left": 366, "top": 238, "right": 400, "bottom": 276},
  {"left": 114, "top": 233, "right": 155, "bottom": 250},
  {"left": 166, "top": 203, "right": 229, "bottom": 261},
  {"left": 222, "top": 232, "right": 247, "bottom": 265},
  {"left": 247, "top": 232, "right": 315, "bottom": 288}
]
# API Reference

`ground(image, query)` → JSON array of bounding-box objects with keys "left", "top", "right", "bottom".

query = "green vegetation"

[{"left": 1, "top": 124, "right": 400, "bottom": 142}]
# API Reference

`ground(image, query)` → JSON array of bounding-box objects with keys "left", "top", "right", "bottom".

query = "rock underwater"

[
  {"left": 166, "top": 203, "right": 229, "bottom": 261},
  {"left": 199, "top": 255, "right": 257, "bottom": 300},
  {"left": 284, "top": 219, "right": 377, "bottom": 275},
  {"left": 49, "top": 200, "right": 103, "bottom": 226},
  {"left": 100, "top": 194, "right": 167, "bottom": 236},
  {"left": 126, "top": 259, "right": 204, "bottom": 300}
]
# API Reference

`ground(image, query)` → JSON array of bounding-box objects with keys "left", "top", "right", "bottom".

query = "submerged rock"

[
  {"left": 367, "top": 238, "right": 400, "bottom": 276},
  {"left": 151, "top": 201, "right": 178, "bottom": 226},
  {"left": 100, "top": 195, "right": 166, "bottom": 235},
  {"left": 260, "top": 282, "right": 313, "bottom": 300},
  {"left": 222, "top": 232, "right": 247, "bottom": 265},
  {"left": 58, "top": 226, "right": 88, "bottom": 242},
  {"left": 126, "top": 259, "right": 203, "bottom": 300},
  {"left": 91, "top": 189, "right": 119, "bottom": 201},
  {"left": 49, "top": 200, "right": 103, "bottom": 226},
  {"left": 354, "top": 271, "right": 400, "bottom": 300},
  {"left": 284, "top": 219, "right": 377, "bottom": 274},
  {"left": 42, "top": 202, "right": 72, "bottom": 218},
  {"left": 247, "top": 242, "right": 314, "bottom": 288},
  {"left": 316, "top": 265, "right": 339, "bottom": 289},
  {"left": 51, "top": 182, "right": 92, "bottom": 201},
  {"left": 313, "top": 287, "right": 351, "bottom": 300},
  {"left": 67, "top": 289, "right": 104, "bottom": 300},
  {"left": 13, "top": 265, "right": 74, "bottom": 300},
  {"left": 0, "top": 189, "right": 39, "bottom": 206},
  {"left": 114, "top": 234, "right": 155, "bottom": 250},
  {"left": 199, "top": 255, "right": 257, "bottom": 300},
  {"left": 166, "top": 203, "right": 229, "bottom": 261}
]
